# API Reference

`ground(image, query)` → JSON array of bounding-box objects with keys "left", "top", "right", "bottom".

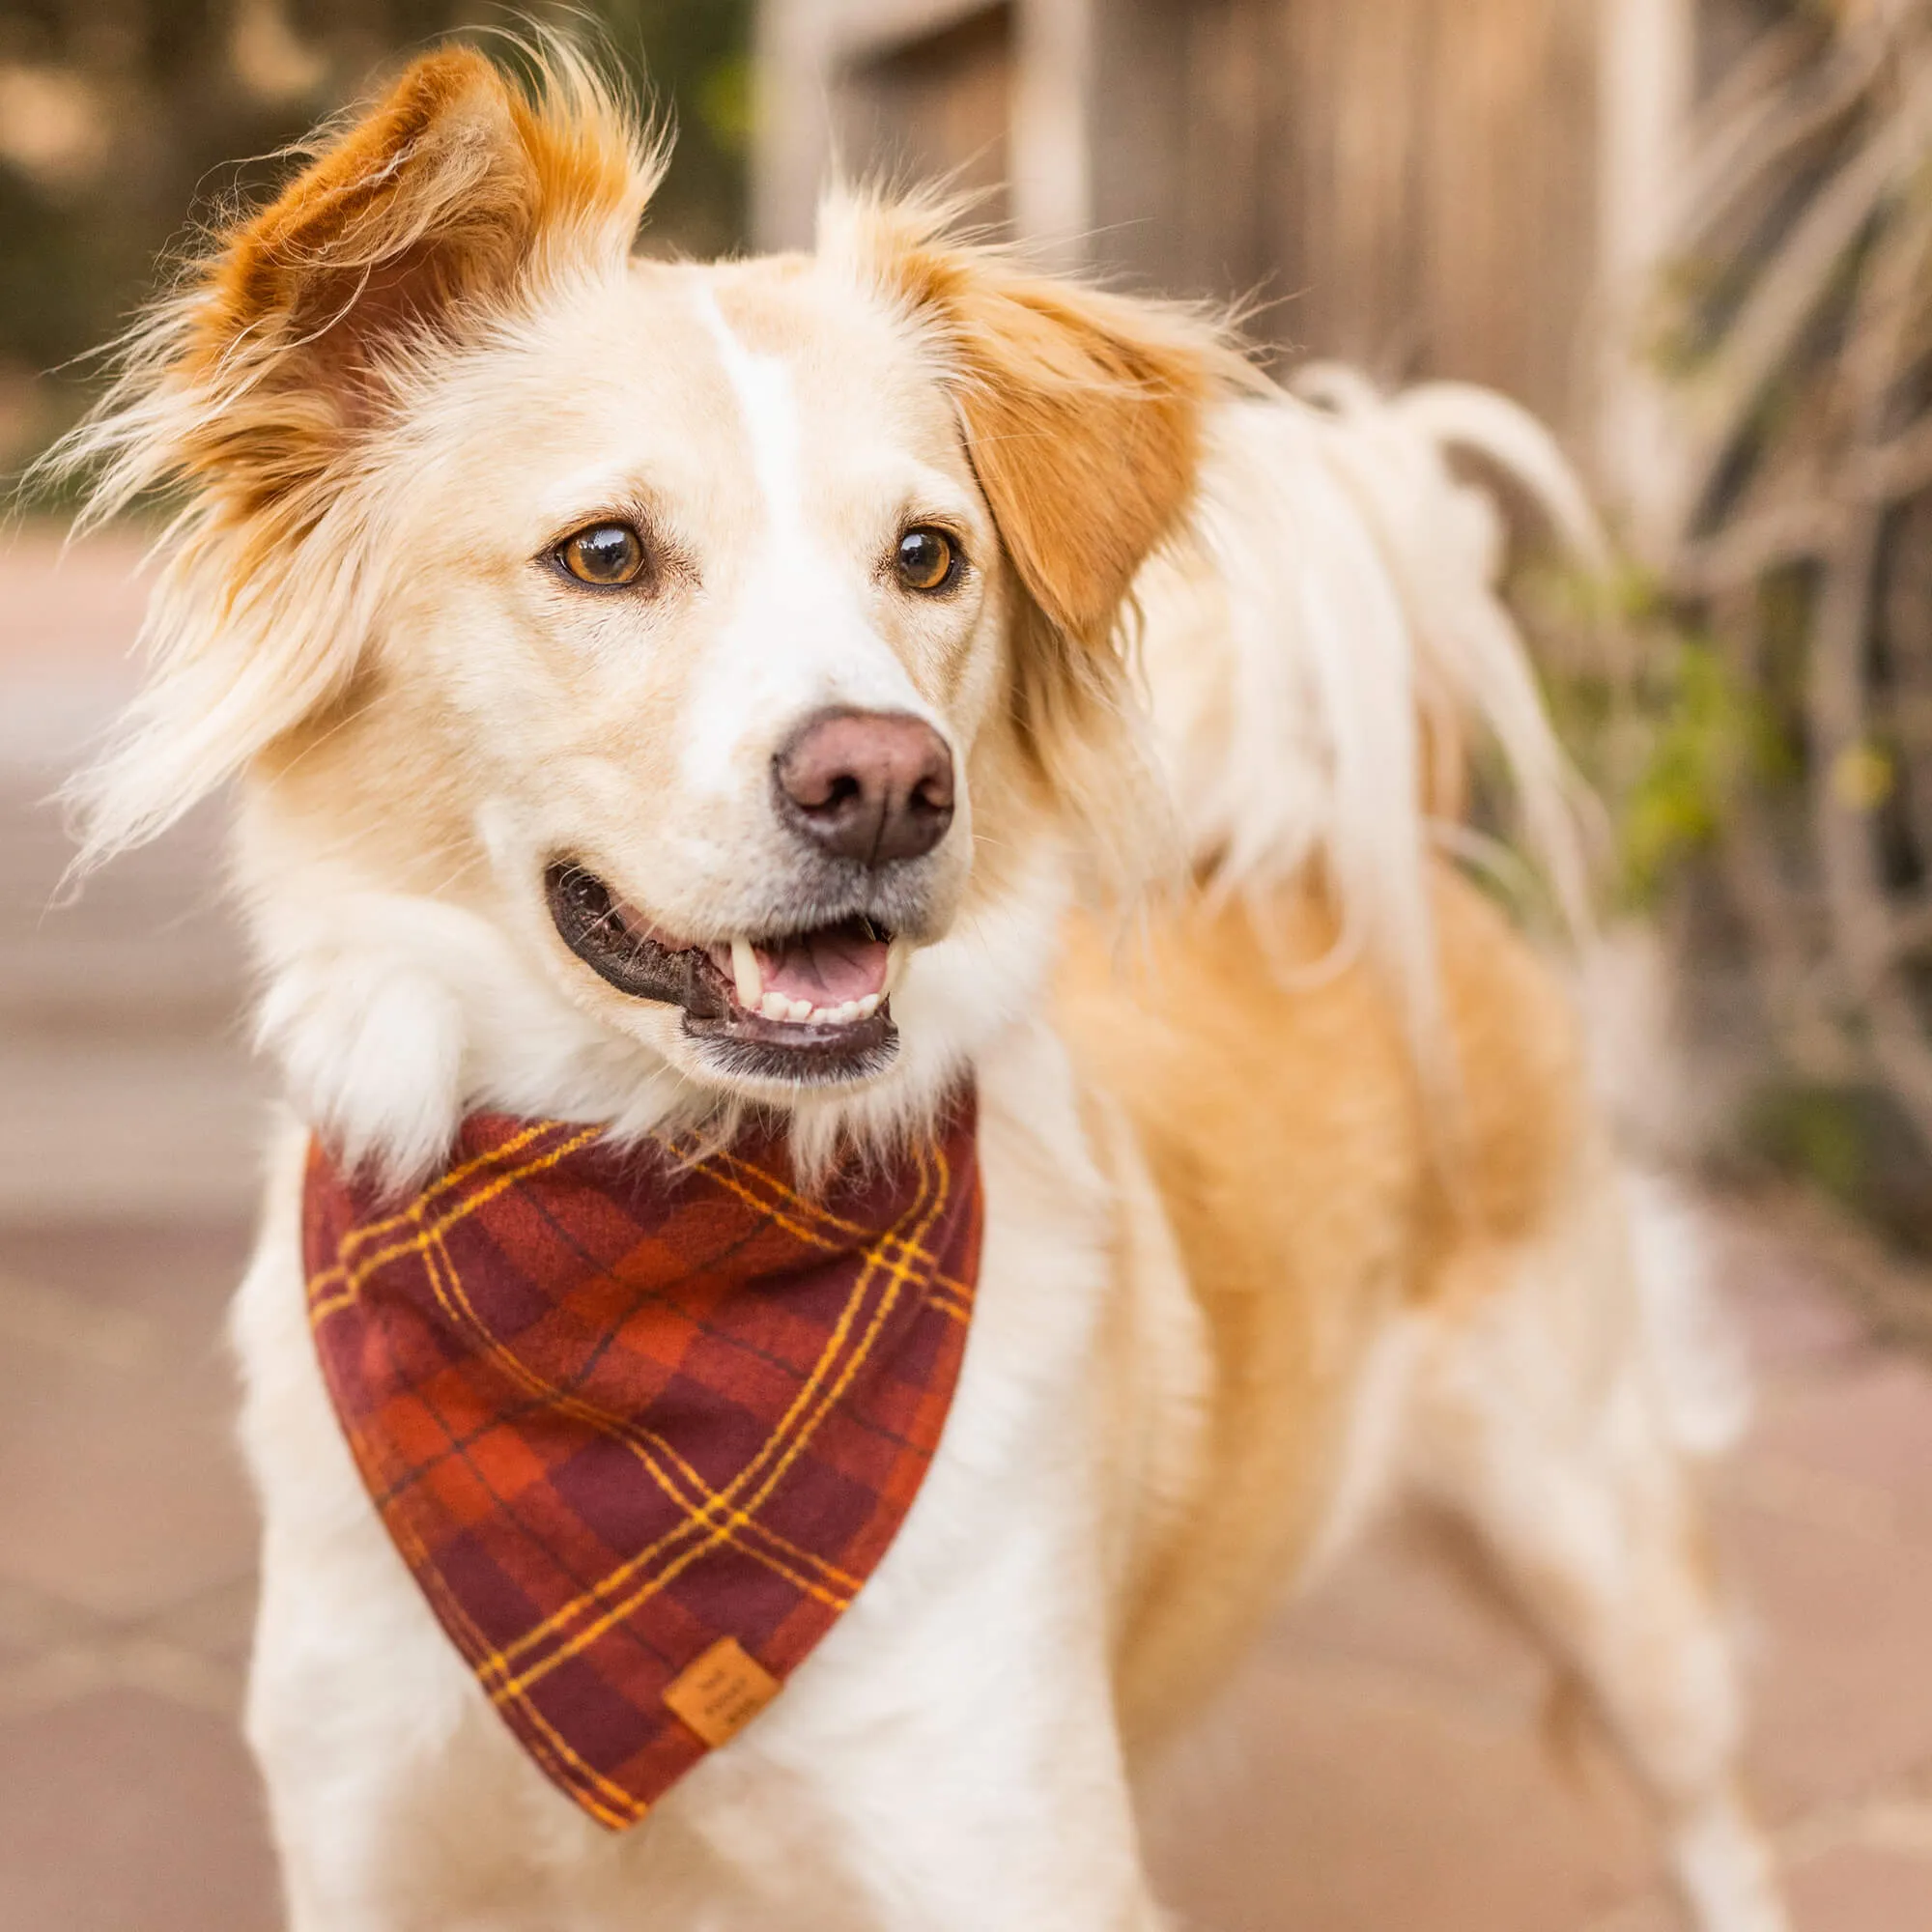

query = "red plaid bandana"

[{"left": 301, "top": 1095, "right": 981, "bottom": 1829}]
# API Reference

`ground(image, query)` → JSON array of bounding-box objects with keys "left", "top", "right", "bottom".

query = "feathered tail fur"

[{"left": 1138, "top": 366, "right": 1608, "bottom": 1071}]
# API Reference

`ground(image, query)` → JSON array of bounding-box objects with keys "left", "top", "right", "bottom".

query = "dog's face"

[
  {"left": 351, "top": 258, "right": 1014, "bottom": 1099},
  {"left": 78, "top": 47, "right": 1219, "bottom": 1157}
]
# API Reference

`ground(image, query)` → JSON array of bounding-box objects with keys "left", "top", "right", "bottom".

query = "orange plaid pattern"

[{"left": 303, "top": 1094, "right": 981, "bottom": 1828}]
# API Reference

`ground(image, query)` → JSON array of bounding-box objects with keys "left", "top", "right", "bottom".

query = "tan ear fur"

[
  {"left": 53, "top": 41, "right": 660, "bottom": 867},
  {"left": 833, "top": 196, "right": 1245, "bottom": 647},
  {"left": 203, "top": 45, "right": 649, "bottom": 402},
  {"left": 73, "top": 40, "right": 661, "bottom": 526},
  {"left": 941, "top": 275, "right": 1215, "bottom": 645}
]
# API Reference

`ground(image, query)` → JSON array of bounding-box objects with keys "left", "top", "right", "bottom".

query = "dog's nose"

[{"left": 774, "top": 708, "right": 955, "bottom": 866}]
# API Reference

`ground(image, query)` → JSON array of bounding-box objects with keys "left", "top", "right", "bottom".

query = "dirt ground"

[{"left": 5, "top": 530, "right": 1932, "bottom": 1930}]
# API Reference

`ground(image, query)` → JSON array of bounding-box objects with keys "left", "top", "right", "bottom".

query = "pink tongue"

[{"left": 759, "top": 926, "right": 889, "bottom": 1006}]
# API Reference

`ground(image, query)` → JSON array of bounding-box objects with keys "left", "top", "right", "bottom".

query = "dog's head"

[{"left": 67, "top": 45, "right": 1232, "bottom": 1168}]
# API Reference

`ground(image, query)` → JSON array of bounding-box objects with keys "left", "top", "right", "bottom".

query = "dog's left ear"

[{"left": 833, "top": 197, "right": 1240, "bottom": 648}]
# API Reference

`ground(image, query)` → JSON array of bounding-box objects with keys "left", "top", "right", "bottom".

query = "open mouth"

[{"left": 544, "top": 863, "right": 902, "bottom": 1085}]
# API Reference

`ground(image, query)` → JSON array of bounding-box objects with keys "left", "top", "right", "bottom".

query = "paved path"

[{"left": 5, "top": 533, "right": 1932, "bottom": 1929}]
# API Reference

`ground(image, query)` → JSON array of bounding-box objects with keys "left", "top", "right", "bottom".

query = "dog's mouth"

[{"left": 544, "top": 863, "right": 901, "bottom": 1085}]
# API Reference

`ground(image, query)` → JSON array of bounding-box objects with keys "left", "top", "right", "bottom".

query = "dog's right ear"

[
  {"left": 131, "top": 43, "right": 659, "bottom": 506},
  {"left": 56, "top": 42, "right": 660, "bottom": 866}
]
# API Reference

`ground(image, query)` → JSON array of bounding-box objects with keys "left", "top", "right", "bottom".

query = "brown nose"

[{"left": 774, "top": 708, "right": 955, "bottom": 866}]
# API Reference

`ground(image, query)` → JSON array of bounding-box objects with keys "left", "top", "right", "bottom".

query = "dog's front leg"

[
  {"left": 640, "top": 1046, "right": 1173, "bottom": 1932},
  {"left": 643, "top": 1497, "right": 1170, "bottom": 1932}
]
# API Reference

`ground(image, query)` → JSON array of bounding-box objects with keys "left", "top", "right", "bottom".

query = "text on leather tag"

[{"left": 662, "top": 1637, "right": 782, "bottom": 1749}]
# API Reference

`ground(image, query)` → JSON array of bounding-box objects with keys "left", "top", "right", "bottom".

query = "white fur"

[
  {"left": 212, "top": 358, "right": 1785, "bottom": 1922},
  {"left": 677, "top": 288, "right": 954, "bottom": 800},
  {"left": 1622, "top": 1166, "right": 1755, "bottom": 1461},
  {"left": 1401, "top": 1157, "right": 1783, "bottom": 1930}
]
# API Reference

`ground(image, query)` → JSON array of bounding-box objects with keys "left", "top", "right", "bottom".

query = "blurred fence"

[{"left": 757, "top": 0, "right": 1722, "bottom": 469}]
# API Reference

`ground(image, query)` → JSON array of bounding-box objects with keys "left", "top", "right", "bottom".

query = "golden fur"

[{"left": 1063, "top": 868, "right": 1585, "bottom": 1742}]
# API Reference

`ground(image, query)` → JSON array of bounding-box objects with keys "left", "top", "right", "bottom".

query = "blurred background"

[{"left": 7, "top": 1, "right": 1932, "bottom": 1927}]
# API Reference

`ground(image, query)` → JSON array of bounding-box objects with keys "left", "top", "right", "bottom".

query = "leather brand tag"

[{"left": 662, "top": 1636, "right": 782, "bottom": 1749}]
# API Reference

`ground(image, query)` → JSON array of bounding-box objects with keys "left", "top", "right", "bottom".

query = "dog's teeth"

[
  {"left": 759, "top": 990, "right": 790, "bottom": 1022},
  {"left": 786, "top": 997, "right": 814, "bottom": 1023},
  {"left": 730, "top": 938, "right": 763, "bottom": 1010},
  {"left": 826, "top": 1001, "right": 857, "bottom": 1025},
  {"left": 856, "top": 992, "right": 881, "bottom": 1019}
]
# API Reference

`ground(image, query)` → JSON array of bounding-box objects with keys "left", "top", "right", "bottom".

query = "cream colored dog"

[{"left": 62, "top": 43, "right": 1788, "bottom": 1932}]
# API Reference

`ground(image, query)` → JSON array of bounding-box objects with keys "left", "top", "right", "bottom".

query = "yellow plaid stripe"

[
  {"left": 310, "top": 1106, "right": 973, "bottom": 1807},
  {"left": 307, "top": 1125, "right": 600, "bottom": 1322},
  {"left": 306, "top": 1120, "right": 974, "bottom": 1321},
  {"left": 310, "top": 1130, "right": 875, "bottom": 1607},
  {"left": 409, "top": 1203, "right": 864, "bottom": 1611},
  {"left": 340, "top": 1196, "right": 645, "bottom": 1828},
  {"left": 475, "top": 1141, "right": 941, "bottom": 1697},
  {"left": 476, "top": 1140, "right": 952, "bottom": 1708},
  {"left": 306, "top": 1121, "right": 562, "bottom": 1294},
  {"left": 370, "top": 1464, "right": 644, "bottom": 1827},
  {"left": 671, "top": 1139, "right": 977, "bottom": 1304}
]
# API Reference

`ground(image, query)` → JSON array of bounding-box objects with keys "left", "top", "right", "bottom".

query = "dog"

[{"left": 57, "top": 42, "right": 1789, "bottom": 1932}]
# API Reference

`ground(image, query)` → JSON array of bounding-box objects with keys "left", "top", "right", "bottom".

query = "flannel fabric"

[{"left": 301, "top": 1094, "right": 981, "bottom": 1828}]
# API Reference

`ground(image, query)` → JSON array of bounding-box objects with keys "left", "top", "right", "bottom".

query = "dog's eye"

[
  {"left": 556, "top": 523, "right": 649, "bottom": 587},
  {"left": 895, "top": 526, "right": 958, "bottom": 594}
]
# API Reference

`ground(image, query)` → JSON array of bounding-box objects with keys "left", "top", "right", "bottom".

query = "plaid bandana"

[{"left": 301, "top": 1095, "right": 981, "bottom": 1829}]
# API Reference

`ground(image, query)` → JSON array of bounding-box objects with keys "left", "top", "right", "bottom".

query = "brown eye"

[
  {"left": 895, "top": 526, "right": 958, "bottom": 594},
  {"left": 557, "top": 522, "right": 648, "bottom": 587}
]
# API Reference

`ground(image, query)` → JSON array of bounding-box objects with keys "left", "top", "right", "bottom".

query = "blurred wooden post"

[
  {"left": 752, "top": 0, "right": 841, "bottom": 251},
  {"left": 1010, "top": 0, "right": 1094, "bottom": 266},
  {"left": 754, "top": 0, "right": 1094, "bottom": 261},
  {"left": 1595, "top": 0, "right": 1695, "bottom": 550},
  {"left": 754, "top": 1, "right": 1020, "bottom": 247}
]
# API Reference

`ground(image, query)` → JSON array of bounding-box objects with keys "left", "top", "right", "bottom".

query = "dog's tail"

[{"left": 1138, "top": 365, "right": 1608, "bottom": 1065}]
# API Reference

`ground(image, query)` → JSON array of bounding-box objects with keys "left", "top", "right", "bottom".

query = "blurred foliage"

[
  {"left": 1747, "top": 1080, "right": 1932, "bottom": 1255},
  {"left": 0, "top": 0, "right": 752, "bottom": 469},
  {"left": 1616, "top": 637, "right": 1753, "bottom": 903},
  {"left": 1524, "top": 565, "right": 1789, "bottom": 912},
  {"left": 1529, "top": 549, "right": 1932, "bottom": 1252}
]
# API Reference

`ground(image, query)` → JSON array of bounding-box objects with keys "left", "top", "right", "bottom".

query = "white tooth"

[
  {"left": 760, "top": 990, "right": 790, "bottom": 1022},
  {"left": 828, "top": 1001, "right": 858, "bottom": 1026},
  {"left": 856, "top": 993, "right": 880, "bottom": 1018},
  {"left": 885, "top": 939, "right": 909, "bottom": 995},
  {"left": 730, "top": 938, "right": 762, "bottom": 1010},
  {"left": 786, "top": 998, "right": 814, "bottom": 1023}
]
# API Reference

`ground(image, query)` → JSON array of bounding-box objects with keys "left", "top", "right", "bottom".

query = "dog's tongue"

[{"left": 758, "top": 921, "right": 890, "bottom": 1006}]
